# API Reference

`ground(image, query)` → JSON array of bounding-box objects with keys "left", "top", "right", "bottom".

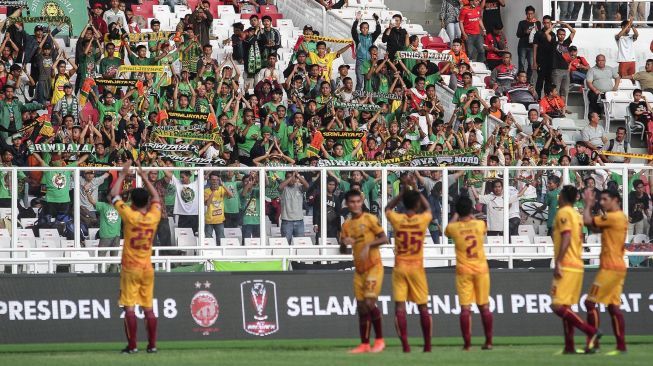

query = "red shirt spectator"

[
  {"left": 484, "top": 31, "right": 507, "bottom": 61},
  {"left": 459, "top": 5, "right": 482, "bottom": 35},
  {"left": 565, "top": 53, "right": 589, "bottom": 72}
]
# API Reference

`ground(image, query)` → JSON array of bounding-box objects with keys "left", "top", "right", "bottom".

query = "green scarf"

[{"left": 247, "top": 41, "right": 262, "bottom": 75}]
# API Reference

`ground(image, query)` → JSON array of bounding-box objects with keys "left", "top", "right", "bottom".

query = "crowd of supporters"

[{"left": 0, "top": 0, "right": 652, "bottom": 253}]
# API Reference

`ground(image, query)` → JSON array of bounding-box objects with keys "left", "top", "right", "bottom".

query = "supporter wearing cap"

[
  {"left": 567, "top": 46, "right": 589, "bottom": 85},
  {"left": 90, "top": 3, "right": 109, "bottom": 35},
  {"left": 53, "top": 82, "right": 79, "bottom": 124},
  {"left": 352, "top": 11, "right": 381, "bottom": 91}
]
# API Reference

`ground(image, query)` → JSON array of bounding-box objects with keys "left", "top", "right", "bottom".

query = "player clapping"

[
  {"left": 385, "top": 174, "right": 433, "bottom": 353},
  {"left": 581, "top": 189, "right": 628, "bottom": 355},
  {"left": 445, "top": 197, "right": 493, "bottom": 351},
  {"left": 340, "top": 190, "right": 388, "bottom": 354}
]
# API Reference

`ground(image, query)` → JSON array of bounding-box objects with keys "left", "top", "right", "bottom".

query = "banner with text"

[{"left": 1, "top": 270, "right": 652, "bottom": 343}]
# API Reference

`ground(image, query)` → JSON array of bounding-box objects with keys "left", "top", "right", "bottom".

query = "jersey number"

[
  {"left": 396, "top": 231, "right": 423, "bottom": 255},
  {"left": 464, "top": 235, "right": 478, "bottom": 259},
  {"left": 129, "top": 228, "right": 154, "bottom": 250}
]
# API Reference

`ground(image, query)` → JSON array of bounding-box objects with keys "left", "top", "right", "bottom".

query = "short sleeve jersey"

[
  {"left": 445, "top": 219, "right": 489, "bottom": 274},
  {"left": 114, "top": 199, "right": 162, "bottom": 270},
  {"left": 341, "top": 213, "right": 385, "bottom": 273},
  {"left": 386, "top": 210, "right": 432, "bottom": 267},
  {"left": 593, "top": 211, "right": 628, "bottom": 271},
  {"left": 553, "top": 206, "right": 584, "bottom": 270}
]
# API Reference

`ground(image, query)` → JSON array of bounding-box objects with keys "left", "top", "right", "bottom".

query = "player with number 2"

[
  {"left": 110, "top": 161, "right": 162, "bottom": 354},
  {"left": 445, "top": 196, "right": 494, "bottom": 351},
  {"left": 385, "top": 174, "right": 433, "bottom": 353}
]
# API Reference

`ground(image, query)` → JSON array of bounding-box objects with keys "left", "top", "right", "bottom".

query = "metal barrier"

[{"left": 1, "top": 165, "right": 649, "bottom": 262}]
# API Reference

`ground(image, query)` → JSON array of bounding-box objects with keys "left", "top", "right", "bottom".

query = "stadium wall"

[{"left": 1, "top": 269, "right": 652, "bottom": 343}]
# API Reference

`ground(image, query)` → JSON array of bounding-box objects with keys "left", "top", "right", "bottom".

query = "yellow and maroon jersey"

[
  {"left": 114, "top": 199, "right": 162, "bottom": 271},
  {"left": 593, "top": 211, "right": 628, "bottom": 271},
  {"left": 341, "top": 213, "right": 385, "bottom": 273},
  {"left": 445, "top": 219, "right": 488, "bottom": 275},
  {"left": 553, "top": 206, "right": 584, "bottom": 270},
  {"left": 386, "top": 210, "right": 431, "bottom": 267}
]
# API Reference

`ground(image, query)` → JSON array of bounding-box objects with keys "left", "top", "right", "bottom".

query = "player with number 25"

[
  {"left": 385, "top": 174, "right": 433, "bottom": 353},
  {"left": 110, "top": 161, "right": 162, "bottom": 354}
]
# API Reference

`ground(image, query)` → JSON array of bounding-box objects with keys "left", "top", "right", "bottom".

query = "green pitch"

[{"left": 0, "top": 336, "right": 651, "bottom": 366}]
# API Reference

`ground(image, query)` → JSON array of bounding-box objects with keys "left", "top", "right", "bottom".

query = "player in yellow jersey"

[
  {"left": 340, "top": 190, "right": 388, "bottom": 354},
  {"left": 550, "top": 186, "right": 600, "bottom": 354},
  {"left": 581, "top": 189, "right": 628, "bottom": 355},
  {"left": 385, "top": 182, "right": 432, "bottom": 353},
  {"left": 445, "top": 196, "right": 493, "bottom": 351},
  {"left": 110, "top": 162, "right": 162, "bottom": 354}
]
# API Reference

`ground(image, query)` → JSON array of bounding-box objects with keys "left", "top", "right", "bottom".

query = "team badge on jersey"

[
  {"left": 52, "top": 173, "right": 66, "bottom": 189},
  {"left": 190, "top": 281, "right": 220, "bottom": 335},
  {"left": 240, "top": 280, "right": 279, "bottom": 336}
]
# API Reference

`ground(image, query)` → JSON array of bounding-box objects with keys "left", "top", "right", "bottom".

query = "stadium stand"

[{"left": 0, "top": 0, "right": 651, "bottom": 274}]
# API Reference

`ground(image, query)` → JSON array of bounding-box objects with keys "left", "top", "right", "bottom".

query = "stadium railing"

[{"left": 0, "top": 165, "right": 650, "bottom": 261}]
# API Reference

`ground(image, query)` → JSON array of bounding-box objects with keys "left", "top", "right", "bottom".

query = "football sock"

[
  {"left": 358, "top": 312, "right": 371, "bottom": 344},
  {"left": 419, "top": 307, "right": 432, "bottom": 352},
  {"left": 394, "top": 309, "right": 410, "bottom": 352},
  {"left": 124, "top": 309, "right": 138, "bottom": 350},
  {"left": 370, "top": 306, "right": 383, "bottom": 339},
  {"left": 459, "top": 308, "right": 472, "bottom": 349},
  {"left": 553, "top": 306, "right": 596, "bottom": 336},
  {"left": 480, "top": 308, "right": 493, "bottom": 346},
  {"left": 144, "top": 309, "right": 158, "bottom": 349},
  {"left": 584, "top": 300, "right": 600, "bottom": 349},
  {"left": 608, "top": 305, "right": 626, "bottom": 351},
  {"left": 563, "top": 318, "right": 575, "bottom": 352}
]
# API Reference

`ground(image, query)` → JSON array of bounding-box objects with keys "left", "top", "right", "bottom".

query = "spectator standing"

[
  {"left": 440, "top": 0, "right": 462, "bottom": 45},
  {"left": 168, "top": 171, "right": 200, "bottom": 235},
  {"left": 629, "top": 179, "right": 650, "bottom": 235},
  {"left": 567, "top": 46, "right": 589, "bottom": 85},
  {"left": 258, "top": 15, "right": 281, "bottom": 67},
  {"left": 279, "top": 172, "right": 309, "bottom": 244},
  {"left": 470, "top": 180, "right": 525, "bottom": 236},
  {"left": 533, "top": 16, "right": 554, "bottom": 97},
  {"left": 148, "top": 171, "right": 173, "bottom": 248},
  {"left": 80, "top": 171, "right": 110, "bottom": 219},
  {"left": 381, "top": 14, "right": 409, "bottom": 60},
  {"left": 586, "top": 54, "right": 621, "bottom": 115},
  {"left": 88, "top": 193, "right": 122, "bottom": 272},
  {"left": 615, "top": 18, "right": 638, "bottom": 78},
  {"left": 103, "top": 0, "right": 129, "bottom": 34},
  {"left": 546, "top": 21, "right": 575, "bottom": 104},
  {"left": 204, "top": 172, "right": 233, "bottom": 245},
  {"left": 482, "top": 0, "right": 505, "bottom": 34},
  {"left": 352, "top": 12, "right": 381, "bottom": 91},
  {"left": 630, "top": 1, "right": 646, "bottom": 23},
  {"left": 626, "top": 59, "right": 653, "bottom": 93},
  {"left": 459, "top": 0, "right": 486, "bottom": 62},
  {"left": 190, "top": 1, "right": 213, "bottom": 47},
  {"left": 516, "top": 6, "right": 541, "bottom": 79},
  {"left": 241, "top": 173, "right": 261, "bottom": 239},
  {"left": 540, "top": 175, "right": 561, "bottom": 235}
]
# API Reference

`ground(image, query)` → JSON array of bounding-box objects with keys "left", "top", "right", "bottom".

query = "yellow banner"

[
  {"left": 602, "top": 151, "right": 653, "bottom": 160},
  {"left": 119, "top": 65, "right": 165, "bottom": 74},
  {"left": 127, "top": 32, "right": 174, "bottom": 43},
  {"left": 304, "top": 35, "right": 353, "bottom": 44}
]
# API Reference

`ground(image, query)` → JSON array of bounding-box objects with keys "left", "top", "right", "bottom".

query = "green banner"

[
  {"left": 212, "top": 261, "right": 285, "bottom": 272},
  {"left": 25, "top": 0, "right": 88, "bottom": 36}
]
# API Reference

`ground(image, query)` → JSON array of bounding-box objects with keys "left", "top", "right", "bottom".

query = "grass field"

[{"left": 0, "top": 336, "right": 650, "bottom": 366}]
